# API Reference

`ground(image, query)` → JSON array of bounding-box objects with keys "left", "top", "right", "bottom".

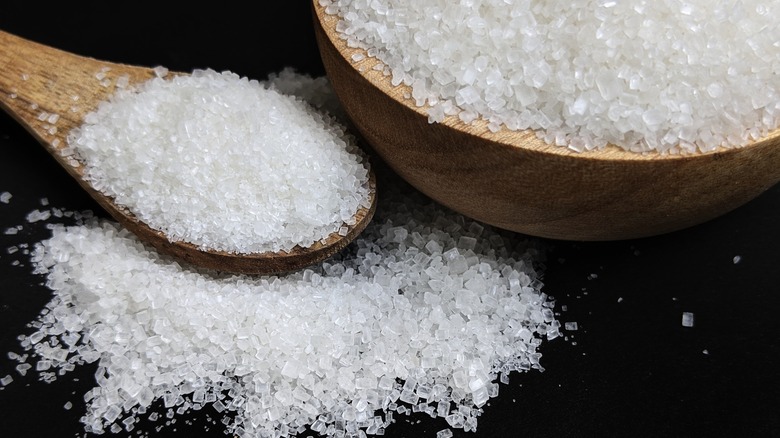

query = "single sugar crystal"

[
  {"left": 682, "top": 312, "right": 695, "bottom": 327},
  {"left": 437, "top": 428, "right": 453, "bottom": 438}
]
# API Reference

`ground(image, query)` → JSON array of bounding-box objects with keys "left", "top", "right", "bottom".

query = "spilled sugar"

[
  {"left": 4, "top": 70, "right": 559, "bottom": 437},
  {"left": 68, "top": 68, "right": 371, "bottom": 254},
  {"left": 9, "top": 187, "right": 557, "bottom": 437},
  {"left": 321, "top": 0, "right": 780, "bottom": 153}
]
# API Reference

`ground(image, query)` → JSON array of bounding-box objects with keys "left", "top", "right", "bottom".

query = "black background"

[{"left": 1, "top": 3, "right": 778, "bottom": 438}]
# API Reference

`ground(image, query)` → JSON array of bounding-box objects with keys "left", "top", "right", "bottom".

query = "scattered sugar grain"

[
  {"left": 323, "top": 0, "right": 780, "bottom": 153},
  {"left": 68, "top": 68, "right": 371, "bottom": 254},
  {"left": 682, "top": 312, "right": 695, "bottom": 328},
  {"left": 733, "top": 255, "right": 742, "bottom": 264},
  {"left": 437, "top": 428, "right": 454, "bottom": 438},
  {"left": 0, "top": 191, "right": 12, "bottom": 204},
  {"left": 25, "top": 209, "right": 51, "bottom": 223}
]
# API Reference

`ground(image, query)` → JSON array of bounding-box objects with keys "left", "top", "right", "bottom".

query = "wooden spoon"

[
  {"left": 0, "top": 30, "right": 377, "bottom": 275},
  {"left": 312, "top": 2, "right": 780, "bottom": 241}
]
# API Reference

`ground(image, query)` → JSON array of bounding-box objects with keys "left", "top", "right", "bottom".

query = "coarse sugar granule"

[
  {"left": 682, "top": 312, "right": 695, "bottom": 327},
  {"left": 5, "top": 70, "right": 560, "bottom": 438},
  {"left": 68, "top": 68, "right": 371, "bottom": 255},
  {"left": 437, "top": 428, "right": 454, "bottom": 438},
  {"left": 321, "top": 0, "right": 780, "bottom": 154}
]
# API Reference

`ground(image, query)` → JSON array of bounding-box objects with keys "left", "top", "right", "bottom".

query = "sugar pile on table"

[
  {"left": 11, "top": 184, "right": 557, "bottom": 437},
  {"left": 321, "top": 0, "right": 780, "bottom": 153},
  {"left": 68, "top": 68, "right": 371, "bottom": 254}
]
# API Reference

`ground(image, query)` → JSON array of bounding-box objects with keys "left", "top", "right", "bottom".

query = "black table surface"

[{"left": 1, "top": 4, "right": 778, "bottom": 438}]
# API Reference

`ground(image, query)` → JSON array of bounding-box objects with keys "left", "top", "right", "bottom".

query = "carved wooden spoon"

[{"left": 0, "top": 30, "right": 377, "bottom": 274}]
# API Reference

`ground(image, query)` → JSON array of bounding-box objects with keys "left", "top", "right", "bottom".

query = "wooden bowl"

[{"left": 311, "top": 2, "right": 780, "bottom": 241}]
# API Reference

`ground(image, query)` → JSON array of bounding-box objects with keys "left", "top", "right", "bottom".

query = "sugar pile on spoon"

[{"left": 68, "top": 68, "right": 371, "bottom": 254}]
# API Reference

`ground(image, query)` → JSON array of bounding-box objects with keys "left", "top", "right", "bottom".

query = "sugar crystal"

[{"left": 682, "top": 312, "right": 695, "bottom": 327}]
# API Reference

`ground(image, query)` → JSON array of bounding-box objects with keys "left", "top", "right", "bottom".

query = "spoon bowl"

[
  {"left": 312, "top": 2, "right": 780, "bottom": 241},
  {"left": 0, "top": 29, "right": 377, "bottom": 275}
]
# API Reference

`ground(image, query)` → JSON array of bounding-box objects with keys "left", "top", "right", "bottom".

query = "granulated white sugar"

[
  {"left": 265, "top": 67, "right": 347, "bottom": 121},
  {"left": 437, "top": 428, "right": 454, "bottom": 438},
  {"left": 322, "top": 0, "right": 780, "bottom": 153},
  {"left": 5, "top": 68, "right": 559, "bottom": 437},
  {"left": 0, "top": 191, "right": 12, "bottom": 204},
  {"left": 8, "top": 183, "right": 557, "bottom": 437},
  {"left": 68, "top": 68, "right": 371, "bottom": 254}
]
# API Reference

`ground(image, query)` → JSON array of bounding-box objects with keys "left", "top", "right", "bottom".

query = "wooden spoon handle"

[
  {"left": 0, "top": 30, "right": 158, "bottom": 176},
  {"left": 0, "top": 31, "right": 185, "bottom": 268}
]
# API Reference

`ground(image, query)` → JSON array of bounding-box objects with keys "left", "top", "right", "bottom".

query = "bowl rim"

[{"left": 312, "top": 1, "right": 780, "bottom": 164}]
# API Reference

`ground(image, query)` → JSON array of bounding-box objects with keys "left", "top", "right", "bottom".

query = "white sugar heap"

[
  {"left": 68, "top": 68, "right": 371, "bottom": 254},
  {"left": 322, "top": 0, "right": 780, "bottom": 153},
  {"left": 12, "top": 185, "right": 557, "bottom": 437}
]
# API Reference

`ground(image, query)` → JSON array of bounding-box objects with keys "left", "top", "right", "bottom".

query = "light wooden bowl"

[{"left": 311, "top": 2, "right": 780, "bottom": 241}]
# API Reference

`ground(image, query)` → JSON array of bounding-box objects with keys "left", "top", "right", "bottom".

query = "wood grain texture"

[
  {"left": 0, "top": 30, "right": 377, "bottom": 275},
  {"left": 311, "top": 2, "right": 780, "bottom": 241}
]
